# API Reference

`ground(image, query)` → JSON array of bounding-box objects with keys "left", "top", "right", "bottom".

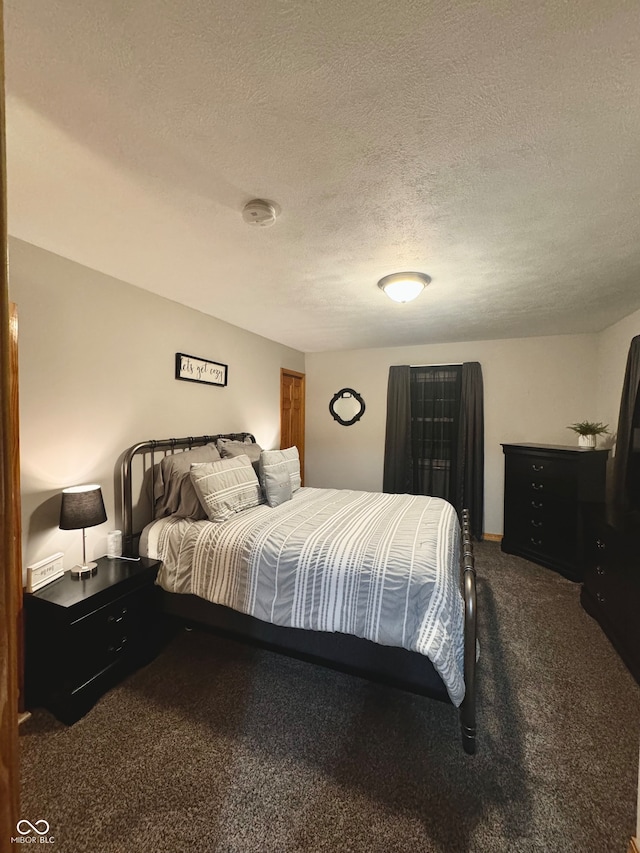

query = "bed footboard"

[{"left": 459, "top": 509, "right": 477, "bottom": 754}]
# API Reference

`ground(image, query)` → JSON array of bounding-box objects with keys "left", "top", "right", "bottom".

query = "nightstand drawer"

[{"left": 63, "top": 585, "right": 156, "bottom": 692}]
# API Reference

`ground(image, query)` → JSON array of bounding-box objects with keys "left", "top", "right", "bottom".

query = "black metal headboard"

[{"left": 121, "top": 433, "right": 256, "bottom": 555}]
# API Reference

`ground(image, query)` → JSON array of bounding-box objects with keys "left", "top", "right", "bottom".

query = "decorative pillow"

[
  {"left": 190, "top": 455, "right": 264, "bottom": 522},
  {"left": 217, "top": 439, "right": 263, "bottom": 474},
  {"left": 259, "top": 446, "right": 301, "bottom": 493},
  {"left": 259, "top": 453, "right": 293, "bottom": 508},
  {"left": 154, "top": 444, "right": 221, "bottom": 518}
]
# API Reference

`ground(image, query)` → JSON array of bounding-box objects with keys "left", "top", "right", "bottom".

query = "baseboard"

[
  {"left": 18, "top": 711, "right": 31, "bottom": 726},
  {"left": 483, "top": 533, "right": 503, "bottom": 542},
  {"left": 628, "top": 837, "right": 639, "bottom": 853}
]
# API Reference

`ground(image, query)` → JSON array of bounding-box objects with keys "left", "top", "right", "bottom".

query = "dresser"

[
  {"left": 25, "top": 556, "right": 164, "bottom": 724},
  {"left": 581, "top": 510, "right": 640, "bottom": 684},
  {"left": 501, "top": 444, "right": 609, "bottom": 581}
]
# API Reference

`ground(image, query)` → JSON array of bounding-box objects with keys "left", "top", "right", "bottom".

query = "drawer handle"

[
  {"left": 531, "top": 519, "right": 543, "bottom": 528},
  {"left": 596, "top": 565, "right": 605, "bottom": 575},
  {"left": 108, "top": 638, "right": 128, "bottom": 654},
  {"left": 531, "top": 483, "right": 544, "bottom": 491},
  {"left": 531, "top": 464, "right": 544, "bottom": 472},
  {"left": 530, "top": 537, "right": 543, "bottom": 546},
  {"left": 108, "top": 607, "right": 128, "bottom": 624},
  {"left": 596, "top": 592, "right": 606, "bottom": 604},
  {"left": 596, "top": 539, "right": 606, "bottom": 550},
  {"left": 531, "top": 500, "right": 543, "bottom": 509}
]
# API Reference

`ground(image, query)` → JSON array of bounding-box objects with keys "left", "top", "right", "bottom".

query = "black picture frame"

[{"left": 175, "top": 353, "right": 228, "bottom": 387}]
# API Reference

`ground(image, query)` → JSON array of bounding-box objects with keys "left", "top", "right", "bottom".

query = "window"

[{"left": 410, "top": 366, "right": 462, "bottom": 501}]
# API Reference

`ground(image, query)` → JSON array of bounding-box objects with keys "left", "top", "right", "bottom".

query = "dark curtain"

[
  {"left": 455, "top": 362, "right": 484, "bottom": 540},
  {"left": 382, "top": 361, "right": 485, "bottom": 539},
  {"left": 410, "top": 366, "right": 461, "bottom": 502},
  {"left": 382, "top": 365, "right": 411, "bottom": 493},
  {"left": 612, "top": 335, "right": 640, "bottom": 513}
]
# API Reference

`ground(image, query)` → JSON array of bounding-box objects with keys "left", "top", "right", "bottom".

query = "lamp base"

[{"left": 70, "top": 562, "right": 98, "bottom": 580}]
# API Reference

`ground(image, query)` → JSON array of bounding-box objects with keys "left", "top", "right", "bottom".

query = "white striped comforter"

[{"left": 146, "top": 487, "right": 465, "bottom": 705}]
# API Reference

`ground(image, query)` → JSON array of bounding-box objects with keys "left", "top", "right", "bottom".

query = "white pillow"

[
  {"left": 190, "top": 455, "right": 264, "bottom": 522},
  {"left": 260, "top": 447, "right": 301, "bottom": 493}
]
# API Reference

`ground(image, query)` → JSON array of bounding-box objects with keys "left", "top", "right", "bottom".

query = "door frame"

[
  {"left": 0, "top": 0, "right": 21, "bottom": 841},
  {"left": 280, "top": 368, "right": 305, "bottom": 485}
]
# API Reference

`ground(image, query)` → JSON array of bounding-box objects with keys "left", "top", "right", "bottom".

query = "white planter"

[{"left": 578, "top": 434, "right": 596, "bottom": 449}]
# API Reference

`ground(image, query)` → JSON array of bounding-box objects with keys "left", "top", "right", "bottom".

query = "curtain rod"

[{"left": 409, "top": 362, "right": 463, "bottom": 367}]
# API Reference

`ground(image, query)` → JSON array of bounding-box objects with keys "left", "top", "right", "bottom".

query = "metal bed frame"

[{"left": 121, "top": 433, "right": 478, "bottom": 754}]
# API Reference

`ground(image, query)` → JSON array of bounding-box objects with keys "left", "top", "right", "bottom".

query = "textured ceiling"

[{"left": 5, "top": 0, "right": 640, "bottom": 352}]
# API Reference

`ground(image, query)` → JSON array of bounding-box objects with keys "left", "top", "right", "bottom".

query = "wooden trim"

[
  {"left": 281, "top": 367, "right": 305, "bottom": 380},
  {"left": 280, "top": 368, "right": 306, "bottom": 485},
  {"left": 628, "top": 838, "right": 639, "bottom": 853},
  {"left": 9, "top": 304, "right": 23, "bottom": 713},
  {"left": 0, "top": 0, "right": 21, "bottom": 842},
  {"left": 484, "top": 533, "right": 503, "bottom": 542}
]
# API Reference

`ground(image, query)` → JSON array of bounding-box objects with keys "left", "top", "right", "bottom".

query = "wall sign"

[
  {"left": 175, "top": 353, "right": 228, "bottom": 387},
  {"left": 26, "top": 552, "right": 64, "bottom": 593}
]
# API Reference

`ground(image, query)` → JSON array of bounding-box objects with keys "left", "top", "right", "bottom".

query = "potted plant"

[{"left": 567, "top": 421, "right": 609, "bottom": 449}]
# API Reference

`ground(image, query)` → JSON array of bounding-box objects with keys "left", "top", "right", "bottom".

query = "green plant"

[{"left": 567, "top": 421, "right": 609, "bottom": 436}]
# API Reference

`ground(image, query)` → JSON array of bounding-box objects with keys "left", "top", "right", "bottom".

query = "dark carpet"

[{"left": 20, "top": 542, "right": 640, "bottom": 853}]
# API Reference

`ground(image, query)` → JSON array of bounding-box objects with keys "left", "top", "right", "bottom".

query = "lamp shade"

[{"left": 59, "top": 485, "right": 107, "bottom": 530}]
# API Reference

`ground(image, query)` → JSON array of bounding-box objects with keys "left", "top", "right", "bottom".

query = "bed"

[{"left": 122, "top": 433, "right": 478, "bottom": 753}]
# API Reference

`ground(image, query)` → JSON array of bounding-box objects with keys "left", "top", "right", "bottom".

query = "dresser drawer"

[
  {"left": 505, "top": 522, "right": 575, "bottom": 563},
  {"left": 583, "top": 531, "right": 638, "bottom": 626},
  {"left": 580, "top": 514, "right": 640, "bottom": 685},
  {"left": 505, "top": 494, "right": 575, "bottom": 549},
  {"left": 505, "top": 456, "right": 577, "bottom": 499}
]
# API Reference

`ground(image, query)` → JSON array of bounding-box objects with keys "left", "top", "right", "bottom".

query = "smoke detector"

[{"left": 242, "top": 199, "right": 278, "bottom": 227}]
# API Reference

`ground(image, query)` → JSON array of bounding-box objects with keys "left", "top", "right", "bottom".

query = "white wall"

[
  {"left": 305, "top": 335, "right": 599, "bottom": 536},
  {"left": 10, "top": 238, "right": 304, "bottom": 572}
]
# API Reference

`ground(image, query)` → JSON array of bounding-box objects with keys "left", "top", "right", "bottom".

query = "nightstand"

[{"left": 24, "top": 556, "right": 164, "bottom": 724}]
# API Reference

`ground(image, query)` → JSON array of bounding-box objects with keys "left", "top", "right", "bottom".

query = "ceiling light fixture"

[{"left": 377, "top": 272, "right": 431, "bottom": 303}]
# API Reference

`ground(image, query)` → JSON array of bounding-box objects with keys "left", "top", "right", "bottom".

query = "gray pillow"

[
  {"left": 217, "top": 439, "right": 263, "bottom": 474},
  {"left": 190, "top": 455, "right": 264, "bottom": 522},
  {"left": 259, "top": 454, "right": 293, "bottom": 507},
  {"left": 154, "top": 444, "right": 221, "bottom": 518}
]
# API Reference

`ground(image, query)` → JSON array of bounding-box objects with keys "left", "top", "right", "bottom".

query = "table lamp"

[{"left": 59, "top": 484, "right": 107, "bottom": 579}]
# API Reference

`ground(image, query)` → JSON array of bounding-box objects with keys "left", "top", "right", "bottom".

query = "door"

[{"left": 280, "top": 369, "right": 305, "bottom": 484}]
